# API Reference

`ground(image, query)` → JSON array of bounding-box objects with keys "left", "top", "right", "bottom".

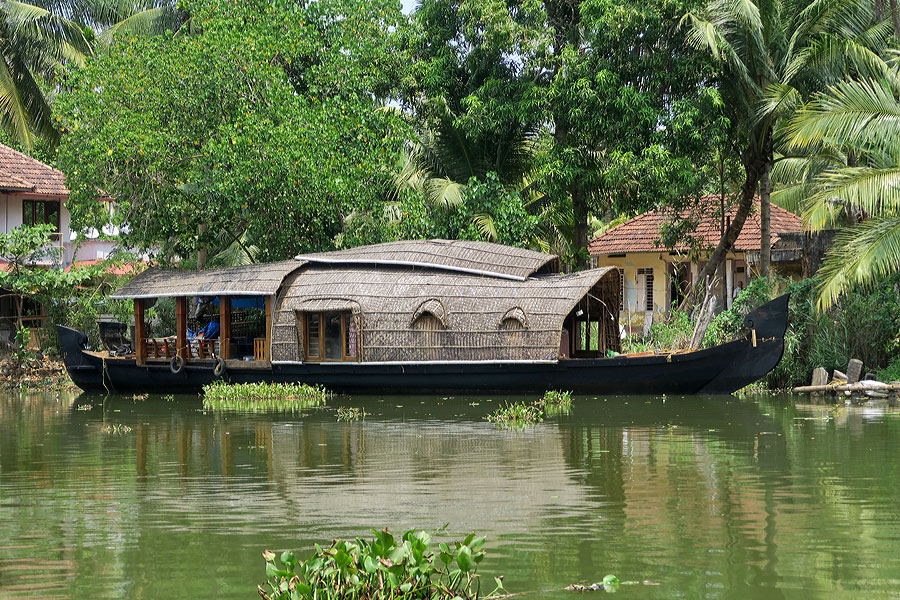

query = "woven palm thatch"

[
  {"left": 296, "top": 239, "right": 559, "bottom": 281},
  {"left": 272, "top": 264, "right": 620, "bottom": 362},
  {"left": 110, "top": 261, "right": 302, "bottom": 299}
]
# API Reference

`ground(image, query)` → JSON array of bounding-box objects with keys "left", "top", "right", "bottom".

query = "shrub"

[{"left": 258, "top": 529, "right": 504, "bottom": 600}]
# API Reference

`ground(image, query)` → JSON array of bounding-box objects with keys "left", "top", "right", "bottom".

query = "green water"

[{"left": 1, "top": 392, "right": 899, "bottom": 599}]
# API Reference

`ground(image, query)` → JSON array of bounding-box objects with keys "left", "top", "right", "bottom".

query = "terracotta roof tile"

[
  {"left": 0, "top": 143, "right": 68, "bottom": 196},
  {"left": 588, "top": 195, "right": 803, "bottom": 255}
]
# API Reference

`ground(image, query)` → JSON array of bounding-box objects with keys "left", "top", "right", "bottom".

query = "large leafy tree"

[
  {"left": 680, "top": 0, "right": 891, "bottom": 304},
  {"left": 402, "top": 0, "right": 721, "bottom": 269},
  {"left": 55, "top": 0, "right": 408, "bottom": 265}
]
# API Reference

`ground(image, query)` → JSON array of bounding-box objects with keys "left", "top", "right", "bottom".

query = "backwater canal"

[{"left": 1, "top": 391, "right": 899, "bottom": 599}]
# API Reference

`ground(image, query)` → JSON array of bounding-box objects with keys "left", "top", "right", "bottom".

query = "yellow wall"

[{"left": 593, "top": 251, "right": 746, "bottom": 330}]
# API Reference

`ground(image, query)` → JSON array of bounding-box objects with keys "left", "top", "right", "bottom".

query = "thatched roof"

[
  {"left": 110, "top": 261, "right": 302, "bottom": 299},
  {"left": 296, "top": 239, "right": 559, "bottom": 281},
  {"left": 272, "top": 264, "right": 619, "bottom": 362}
]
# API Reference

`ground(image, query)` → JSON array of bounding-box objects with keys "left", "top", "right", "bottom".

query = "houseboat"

[{"left": 57, "top": 239, "right": 789, "bottom": 395}]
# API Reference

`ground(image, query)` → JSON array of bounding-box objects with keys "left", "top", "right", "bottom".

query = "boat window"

[
  {"left": 323, "top": 311, "right": 342, "bottom": 359},
  {"left": 345, "top": 316, "right": 357, "bottom": 358},
  {"left": 500, "top": 317, "right": 525, "bottom": 331},
  {"left": 304, "top": 311, "right": 359, "bottom": 362},
  {"left": 307, "top": 313, "right": 320, "bottom": 358}
]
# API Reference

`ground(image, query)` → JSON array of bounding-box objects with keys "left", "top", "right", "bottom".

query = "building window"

[
  {"left": 304, "top": 311, "right": 358, "bottom": 361},
  {"left": 637, "top": 268, "right": 654, "bottom": 311},
  {"left": 23, "top": 200, "right": 60, "bottom": 233}
]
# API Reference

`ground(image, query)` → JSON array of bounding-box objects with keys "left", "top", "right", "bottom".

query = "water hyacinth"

[
  {"left": 202, "top": 381, "right": 330, "bottom": 413},
  {"left": 258, "top": 529, "right": 504, "bottom": 600},
  {"left": 336, "top": 406, "right": 366, "bottom": 421},
  {"left": 485, "top": 401, "right": 544, "bottom": 428},
  {"left": 485, "top": 390, "right": 573, "bottom": 428}
]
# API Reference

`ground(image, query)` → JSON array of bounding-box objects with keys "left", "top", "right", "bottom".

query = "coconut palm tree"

[
  {"left": 782, "top": 76, "right": 900, "bottom": 307},
  {"left": 0, "top": 0, "right": 187, "bottom": 149},
  {"left": 678, "top": 0, "right": 891, "bottom": 308},
  {"left": 0, "top": 2, "right": 93, "bottom": 148}
]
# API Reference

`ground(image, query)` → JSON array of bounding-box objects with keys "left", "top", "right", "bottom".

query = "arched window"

[
  {"left": 411, "top": 298, "right": 447, "bottom": 327},
  {"left": 499, "top": 307, "right": 528, "bottom": 330},
  {"left": 499, "top": 307, "right": 528, "bottom": 359},
  {"left": 411, "top": 299, "right": 447, "bottom": 360}
]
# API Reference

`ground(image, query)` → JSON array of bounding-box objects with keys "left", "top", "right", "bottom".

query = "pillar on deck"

[
  {"left": 264, "top": 295, "right": 273, "bottom": 362},
  {"left": 176, "top": 296, "right": 188, "bottom": 360},
  {"left": 134, "top": 299, "right": 146, "bottom": 365},
  {"left": 219, "top": 295, "right": 231, "bottom": 359}
]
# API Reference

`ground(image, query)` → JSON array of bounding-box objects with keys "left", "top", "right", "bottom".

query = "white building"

[{"left": 0, "top": 143, "right": 122, "bottom": 340}]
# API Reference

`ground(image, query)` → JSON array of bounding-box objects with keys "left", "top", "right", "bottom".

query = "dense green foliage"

[
  {"left": 258, "top": 529, "right": 503, "bottom": 600},
  {"left": 702, "top": 276, "right": 900, "bottom": 388},
  {"left": 56, "top": 0, "right": 409, "bottom": 264},
  {"left": 399, "top": 0, "right": 723, "bottom": 266},
  {"left": 0, "top": 224, "right": 124, "bottom": 348}
]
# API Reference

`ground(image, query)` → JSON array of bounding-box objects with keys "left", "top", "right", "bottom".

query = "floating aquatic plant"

[
  {"left": 486, "top": 401, "right": 545, "bottom": 428},
  {"left": 103, "top": 424, "right": 132, "bottom": 434},
  {"left": 202, "top": 381, "right": 330, "bottom": 413},
  {"left": 258, "top": 529, "right": 504, "bottom": 600},
  {"left": 486, "top": 390, "right": 574, "bottom": 428},
  {"left": 540, "top": 390, "right": 572, "bottom": 417},
  {"left": 336, "top": 406, "right": 366, "bottom": 421}
]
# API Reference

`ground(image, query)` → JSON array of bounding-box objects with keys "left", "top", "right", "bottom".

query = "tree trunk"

[
  {"left": 197, "top": 223, "right": 209, "bottom": 270},
  {"left": 759, "top": 166, "right": 771, "bottom": 278},
  {"left": 677, "top": 150, "right": 766, "bottom": 312},
  {"left": 877, "top": 0, "right": 885, "bottom": 22},
  {"left": 572, "top": 184, "right": 590, "bottom": 271},
  {"left": 891, "top": 0, "right": 900, "bottom": 39}
]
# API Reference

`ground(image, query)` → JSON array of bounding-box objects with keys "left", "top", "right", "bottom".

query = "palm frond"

[
  {"left": 785, "top": 78, "right": 900, "bottom": 153},
  {"left": 4, "top": 1, "right": 91, "bottom": 64},
  {"left": 100, "top": 6, "right": 184, "bottom": 41},
  {"left": 472, "top": 213, "right": 497, "bottom": 241},
  {"left": 802, "top": 166, "right": 900, "bottom": 229},
  {"left": 783, "top": 35, "right": 888, "bottom": 86},
  {"left": 0, "top": 48, "right": 32, "bottom": 148},
  {"left": 208, "top": 229, "right": 258, "bottom": 267},
  {"left": 757, "top": 82, "right": 801, "bottom": 122},
  {"left": 423, "top": 177, "right": 465, "bottom": 208},
  {"left": 816, "top": 217, "right": 900, "bottom": 308}
]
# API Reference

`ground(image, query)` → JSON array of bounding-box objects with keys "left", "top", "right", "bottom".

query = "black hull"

[{"left": 58, "top": 295, "right": 789, "bottom": 396}]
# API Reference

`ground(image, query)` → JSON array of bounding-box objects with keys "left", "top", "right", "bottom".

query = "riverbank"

[{"left": 0, "top": 351, "right": 74, "bottom": 391}]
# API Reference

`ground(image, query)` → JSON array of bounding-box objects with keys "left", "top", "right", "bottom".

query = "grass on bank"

[
  {"left": 486, "top": 390, "right": 572, "bottom": 428},
  {"left": 202, "top": 381, "right": 330, "bottom": 413},
  {"left": 258, "top": 529, "right": 504, "bottom": 600}
]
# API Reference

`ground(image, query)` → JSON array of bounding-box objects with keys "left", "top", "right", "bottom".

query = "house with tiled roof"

[
  {"left": 0, "top": 143, "right": 120, "bottom": 268},
  {"left": 588, "top": 196, "right": 804, "bottom": 332},
  {"left": 0, "top": 143, "right": 124, "bottom": 338}
]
